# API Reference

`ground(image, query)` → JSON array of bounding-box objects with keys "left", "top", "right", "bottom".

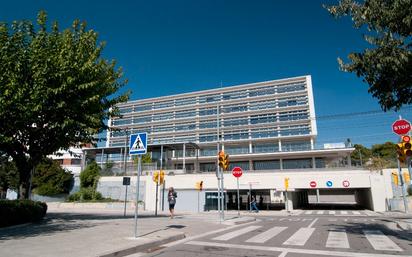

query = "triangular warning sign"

[{"left": 131, "top": 134, "right": 145, "bottom": 151}]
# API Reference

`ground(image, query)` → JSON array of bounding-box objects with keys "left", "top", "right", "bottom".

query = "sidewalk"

[{"left": 0, "top": 207, "right": 249, "bottom": 257}]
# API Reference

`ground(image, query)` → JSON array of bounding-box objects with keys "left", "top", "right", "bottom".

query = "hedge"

[{"left": 0, "top": 200, "right": 48, "bottom": 228}]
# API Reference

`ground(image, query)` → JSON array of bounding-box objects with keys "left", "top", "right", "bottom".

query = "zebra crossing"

[
  {"left": 209, "top": 224, "right": 405, "bottom": 253},
  {"left": 301, "top": 210, "right": 372, "bottom": 216}
]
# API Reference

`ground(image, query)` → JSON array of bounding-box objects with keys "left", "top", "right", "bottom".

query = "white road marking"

[
  {"left": 186, "top": 241, "right": 412, "bottom": 257},
  {"left": 341, "top": 211, "right": 348, "bottom": 215},
  {"left": 283, "top": 227, "right": 315, "bottom": 246},
  {"left": 246, "top": 226, "right": 287, "bottom": 243},
  {"left": 305, "top": 211, "right": 313, "bottom": 214},
  {"left": 352, "top": 211, "right": 361, "bottom": 215},
  {"left": 307, "top": 218, "right": 318, "bottom": 228},
  {"left": 317, "top": 210, "right": 324, "bottom": 215},
  {"left": 363, "top": 230, "right": 403, "bottom": 252},
  {"left": 278, "top": 251, "right": 288, "bottom": 257},
  {"left": 213, "top": 225, "right": 261, "bottom": 241},
  {"left": 329, "top": 211, "right": 336, "bottom": 215},
  {"left": 326, "top": 229, "right": 350, "bottom": 248}
]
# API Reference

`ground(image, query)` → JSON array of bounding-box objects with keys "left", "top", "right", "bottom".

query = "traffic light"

[
  {"left": 284, "top": 177, "right": 289, "bottom": 190},
  {"left": 397, "top": 135, "right": 412, "bottom": 163},
  {"left": 392, "top": 172, "right": 399, "bottom": 186},
  {"left": 403, "top": 172, "right": 411, "bottom": 184},
  {"left": 153, "top": 170, "right": 165, "bottom": 185},
  {"left": 159, "top": 170, "right": 165, "bottom": 185},
  {"left": 153, "top": 171, "right": 159, "bottom": 183},
  {"left": 195, "top": 180, "right": 203, "bottom": 191},
  {"left": 218, "top": 151, "right": 230, "bottom": 171}
]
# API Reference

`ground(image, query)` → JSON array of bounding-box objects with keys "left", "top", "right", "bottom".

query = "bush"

[
  {"left": 407, "top": 185, "right": 412, "bottom": 196},
  {"left": 67, "top": 188, "right": 103, "bottom": 201},
  {"left": 80, "top": 161, "right": 100, "bottom": 188},
  {"left": 0, "top": 200, "right": 47, "bottom": 227}
]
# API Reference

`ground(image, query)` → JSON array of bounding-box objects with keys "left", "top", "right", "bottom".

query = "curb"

[{"left": 97, "top": 232, "right": 185, "bottom": 257}]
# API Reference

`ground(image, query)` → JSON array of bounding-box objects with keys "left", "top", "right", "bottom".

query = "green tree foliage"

[
  {"left": 325, "top": 0, "right": 412, "bottom": 111},
  {"left": 371, "top": 142, "right": 397, "bottom": 163},
  {"left": 0, "top": 153, "right": 19, "bottom": 199},
  {"left": 350, "top": 144, "right": 372, "bottom": 166},
  {"left": 100, "top": 161, "right": 114, "bottom": 176},
  {"left": 80, "top": 161, "right": 100, "bottom": 189},
  {"left": 32, "top": 158, "right": 74, "bottom": 196},
  {"left": 0, "top": 11, "right": 129, "bottom": 198}
]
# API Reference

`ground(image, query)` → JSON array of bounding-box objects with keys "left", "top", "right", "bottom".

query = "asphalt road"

[{"left": 141, "top": 213, "right": 412, "bottom": 257}]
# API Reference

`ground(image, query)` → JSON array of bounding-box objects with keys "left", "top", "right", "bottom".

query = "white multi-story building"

[{"left": 82, "top": 75, "right": 390, "bottom": 212}]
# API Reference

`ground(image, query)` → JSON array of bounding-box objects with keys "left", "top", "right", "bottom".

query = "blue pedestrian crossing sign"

[
  {"left": 326, "top": 181, "right": 333, "bottom": 187},
  {"left": 129, "top": 133, "right": 147, "bottom": 155}
]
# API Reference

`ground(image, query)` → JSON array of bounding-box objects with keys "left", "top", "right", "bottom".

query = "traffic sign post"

[
  {"left": 123, "top": 177, "right": 131, "bottom": 217},
  {"left": 392, "top": 119, "right": 411, "bottom": 135},
  {"left": 129, "top": 133, "right": 147, "bottom": 238},
  {"left": 232, "top": 167, "right": 243, "bottom": 217}
]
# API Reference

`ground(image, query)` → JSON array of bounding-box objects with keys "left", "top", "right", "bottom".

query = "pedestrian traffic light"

[
  {"left": 396, "top": 135, "right": 412, "bottom": 163},
  {"left": 195, "top": 180, "right": 203, "bottom": 191},
  {"left": 403, "top": 172, "right": 411, "bottom": 184},
  {"left": 392, "top": 172, "right": 399, "bottom": 186},
  {"left": 153, "top": 170, "right": 165, "bottom": 185},
  {"left": 218, "top": 151, "right": 230, "bottom": 171}
]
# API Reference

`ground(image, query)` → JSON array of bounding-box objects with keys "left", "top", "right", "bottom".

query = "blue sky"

[{"left": 1, "top": 0, "right": 410, "bottom": 147}]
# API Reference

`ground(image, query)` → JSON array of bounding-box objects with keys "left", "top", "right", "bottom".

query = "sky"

[{"left": 1, "top": 0, "right": 410, "bottom": 147}]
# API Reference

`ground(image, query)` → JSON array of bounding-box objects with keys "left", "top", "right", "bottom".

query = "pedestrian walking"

[
  {"left": 168, "top": 187, "right": 177, "bottom": 218},
  {"left": 250, "top": 196, "right": 259, "bottom": 212}
]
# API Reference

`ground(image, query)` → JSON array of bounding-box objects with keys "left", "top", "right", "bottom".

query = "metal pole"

[
  {"left": 237, "top": 178, "right": 240, "bottom": 217},
  {"left": 198, "top": 191, "right": 200, "bottom": 213},
  {"left": 134, "top": 156, "right": 142, "bottom": 238},
  {"left": 221, "top": 171, "right": 225, "bottom": 220},
  {"left": 285, "top": 191, "right": 289, "bottom": 212},
  {"left": 162, "top": 180, "right": 166, "bottom": 211},
  {"left": 398, "top": 159, "right": 409, "bottom": 213},
  {"left": 155, "top": 180, "right": 159, "bottom": 216},
  {"left": 124, "top": 185, "right": 128, "bottom": 217},
  {"left": 216, "top": 103, "right": 222, "bottom": 222}
]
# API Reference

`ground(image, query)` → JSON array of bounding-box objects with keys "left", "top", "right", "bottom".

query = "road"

[{"left": 139, "top": 212, "right": 412, "bottom": 257}]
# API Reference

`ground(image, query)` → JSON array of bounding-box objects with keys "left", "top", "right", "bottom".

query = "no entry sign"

[
  {"left": 392, "top": 119, "right": 411, "bottom": 135},
  {"left": 232, "top": 167, "right": 243, "bottom": 178},
  {"left": 309, "top": 181, "right": 317, "bottom": 188}
]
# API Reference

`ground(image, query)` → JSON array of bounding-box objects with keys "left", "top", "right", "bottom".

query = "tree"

[
  {"left": 350, "top": 144, "right": 372, "bottom": 166},
  {"left": 325, "top": 0, "right": 412, "bottom": 111},
  {"left": 80, "top": 161, "right": 100, "bottom": 189},
  {"left": 371, "top": 141, "right": 397, "bottom": 167},
  {"left": 0, "top": 11, "right": 129, "bottom": 198},
  {"left": 0, "top": 153, "right": 19, "bottom": 199},
  {"left": 32, "top": 158, "right": 74, "bottom": 196}
]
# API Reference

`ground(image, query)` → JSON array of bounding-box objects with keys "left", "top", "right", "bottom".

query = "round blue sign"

[{"left": 326, "top": 181, "right": 333, "bottom": 187}]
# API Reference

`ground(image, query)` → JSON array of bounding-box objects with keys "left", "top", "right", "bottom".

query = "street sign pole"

[
  {"left": 124, "top": 184, "right": 128, "bottom": 217},
  {"left": 134, "top": 155, "right": 142, "bottom": 238},
  {"left": 237, "top": 177, "right": 240, "bottom": 217}
]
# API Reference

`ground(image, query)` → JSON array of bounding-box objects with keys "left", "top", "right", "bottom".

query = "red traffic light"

[{"left": 402, "top": 135, "right": 411, "bottom": 143}]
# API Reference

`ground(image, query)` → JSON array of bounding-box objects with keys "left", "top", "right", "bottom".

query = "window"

[
  {"left": 278, "top": 96, "right": 307, "bottom": 108},
  {"left": 282, "top": 141, "right": 311, "bottom": 151},
  {"left": 199, "top": 134, "right": 217, "bottom": 142},
  {"left": 199, "top": 121, "right": 217, "bottom": 129},
  {"left": 279, "top": 110, "right": 308, "bottom": 122},
  {"left": 153, "top": 112, "right": 174, "bottom": 121},
  {"left": 222, "top": 91, "right": 248, "bottom": 100},
  {"left": 71, "top": 159, "right": 81, "bottom": 165},
  {"left": 175, "top": 124, "right": 196, "bottom": 131},
  {"left": 134, "top": 104, "right": 152, "bottom": 112},
  {"left": 199, "top": 94, "right": 221, "bottom": 103},
  {"left": 249, "top": 100, "right": 277, "bottom": 111},
  {"left": 223, "top": 118, "right": 248, "bottom": 127},
  {"left": 279, "top": 125, "right": 310, "bottom": 136},
  {"left": 277, "top": 83, "right": 306, "bottom": 93},
  {"left": 250, "top": 114, "right": 276, "bottom": 124},
  {"left": 175, "top": 110, "right": 196, "bottom": 119},
  {"left": 119, "top": 107, "right": 133, "bottom": 114},
  {"left": 153, "top": 101, "right": 174, "bottom": 110},
  {"left": 253, "top": 160, "right": 280, "bottom": 170},
  {"left": 228, "top": 161, "right": 249, "bottom": 171},
  {"left": 282, "top": 158, "right": 312, "bottom": 169},
  {"left": 200, "top": 163, "right": 217, "bottom": 172},
  {"left": 250, "top": 128, "right": 277, "bottom": 139},
  {"left": 224, "top": 145, "right": 249, "bottom": 154},
  {"left": 222, "top": 104, "right": 248, "bottom": 113},
  {"left": 200, "top": 148, "right": 217, "bottom": 156},
  {"left": 199, "top": 108, "right": 217, "bottom": 116},
  {"left": 112, "top": 119, "right": 132, "bottom": 126},
  {"left": 249, "top": 86, "right": 276, "bottom": 97},
  {"left": 175, "top": 97, "right": 197, "bottom": 106},
  {"left": 134, "top": 116, "right": 152, "bottom": 123},
  {"left": 224, "top": 131, "right": 249, "bottom": 141},
  {"left": 253, "top": 143, "right": 279, "bottom": 153}
]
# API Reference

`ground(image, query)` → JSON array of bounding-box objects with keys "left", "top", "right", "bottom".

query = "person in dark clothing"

[
  {"left": 167, "top": 187, "right": 177, "bottom": 218},
  {"left": 250, "top": 196, "right": 259, "bottom": 212}
]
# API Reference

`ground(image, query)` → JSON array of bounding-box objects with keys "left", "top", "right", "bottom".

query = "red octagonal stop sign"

[
  {"left": 232, "top": 167, "right": 243, "bottom": 178},
  {"left": 392, "top": 119, "right": 411, "bottom": 135}
]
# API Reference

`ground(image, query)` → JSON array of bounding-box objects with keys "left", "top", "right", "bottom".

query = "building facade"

[{"left": 107, "top": 75, "right": 351, "bottom": 173}]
